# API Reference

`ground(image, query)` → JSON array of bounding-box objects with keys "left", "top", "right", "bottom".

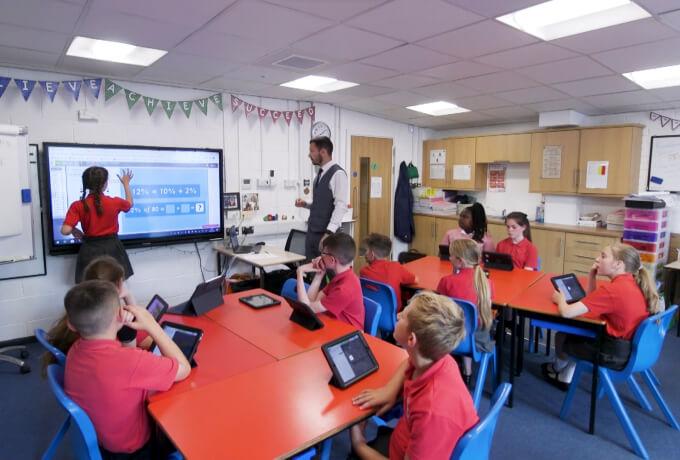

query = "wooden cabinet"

[
  {"left": 421, "top": 139, "right": 448, "bottom": 189},
  {"left": 578, "top": 126, "right": 642, "bottom": 196},
  {"left": 529, "top": 130, "right": 580, "bottom": 194},
  {"left": 564, "top": 233, "right": 620, "bottom": 276},
  {"left": 487, "top": 222, "right": 508, "bottom": 246},
  {"left": 506, "top": 134, "right": 531, "bottom": 162},
  {"left": 476, "top": 134, "right": 531, "bottom": 163},
  {"left": 411, "top": 215, "right": 436, "bottom": 254},
  {"left": 445, "top": 137, "right": 486, "bottom": 190},
  {"left": 531, "top": 228, "right": 565, "bottom": 273}
]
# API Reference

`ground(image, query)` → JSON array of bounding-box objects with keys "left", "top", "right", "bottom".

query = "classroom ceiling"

[{"left": 4, "top": 0, "right": 680, "bottom": 129}]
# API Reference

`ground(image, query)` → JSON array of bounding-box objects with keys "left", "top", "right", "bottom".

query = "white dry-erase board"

[
  {"left": 0, "top": 142, "right": 46, "bottom": 280},
  {"left": 648, "top": 135, "right": 680, "bottom": 192}
]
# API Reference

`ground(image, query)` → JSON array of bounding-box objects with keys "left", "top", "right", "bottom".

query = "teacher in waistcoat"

[{"left": 295, "top": 136, "right": 348, "bottom": 260}]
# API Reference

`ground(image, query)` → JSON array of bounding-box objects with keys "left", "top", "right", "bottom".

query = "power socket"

[{"left": 242, "top": 226, "right": 254, "bottom": 235}]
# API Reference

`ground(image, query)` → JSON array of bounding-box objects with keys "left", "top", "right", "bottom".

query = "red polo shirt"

[
  {"left": 360, "top": 259, "right": 416, "bottom": 309},
  {"left": 436, "top": 267, "right": 494, "bottom": 326},
  {"left": 389, "top": 355, "right": 478, "bottom": 459},
  {"left": 322, "top": 269, "right": 365, "bottom": 330},
  {"left": 582, "top": 273, "right": 648, "bottom": 339},
  {"left": 65, "top": 338, "right": 178, "bottom": 453},
  {"left": 496, "top": 237, "right": 539, "bottom": 270},
  {"left": 64, "top": 194, "right": 131, "bottom": 237}
]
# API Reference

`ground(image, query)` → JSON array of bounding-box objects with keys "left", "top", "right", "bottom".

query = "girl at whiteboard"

[{"left": 61, "top": 166, "right": 134, "bottom": 283}]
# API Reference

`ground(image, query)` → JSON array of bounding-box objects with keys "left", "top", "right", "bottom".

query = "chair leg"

[
  {"left": 491, "top": 349, "right": 498, "bottom": 393},
  {"left": 545, "top": 330, "right": 552, "bottom": 357},
  {"left": 528, "top": 326, "right": 535, "bottom": 353},
  {"left": 319, "top": 438, "right": 333, "bottom": 460},
  {"left": 0, "top": 353, "right": 30, "bottom": 373},
  {"left": 42, "top": 416, "right": 71, "bottom": 460},
  {"left": 641, "top": 370, "right": 680, "bottom": 430},
  {"left": 626, "top": 376, "right": 652, "bottom": 412},
  {"left": 473, "top": 353, "right": 491, "bottom": 411},
  {"left": 647, "top": 369, "right": 660, "bottom": 387},
  {"left": 560, "top": 363, "right": 584, "bottom": 420},
  {"left": 601, "top": 370, "right": 649, "bottom": 459}
]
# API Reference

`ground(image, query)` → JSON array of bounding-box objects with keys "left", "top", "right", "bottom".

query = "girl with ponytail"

[
  {"left": 437, "top": 238, "right": 494, "bottom": 384},
  {"left": 543, "top": 243, "right": 659, "bottom": 390},
  {"left": 61, "top": 166, "right": 135, "bottom": 283}
]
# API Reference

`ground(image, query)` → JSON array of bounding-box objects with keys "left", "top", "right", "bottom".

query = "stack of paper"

[{"left": 606, "top": 209, "right": 625, "bottom": 231}]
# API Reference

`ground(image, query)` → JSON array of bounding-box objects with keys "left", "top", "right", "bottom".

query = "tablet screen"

[
  {"left": 324, "top": 333, "right": 377, "bottom": 387},
  {"left": 152, "top": 323, "right": 201, "bottom": 361},
  {"left": 239, "top": 294, "right": 280, "bottom": 309},
  {"left": 551, "top": 274, "right": 586, "bottom": 304},
  {"left": 146, "top": 295, "right": 167, "bottom": 321}
]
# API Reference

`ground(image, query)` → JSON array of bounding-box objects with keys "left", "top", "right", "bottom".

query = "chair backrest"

[
  {"left": 35, "top": 328, "right": 66, "bottom": 367},
  {"left": 398, "top": 250, "right": 426, "bottom": 265},
  {"left": 360, "top": 278, "right": 398, "bottom": 332},
  {"left": 449, "top": 298, "right": 481, "bottom": 361},
  {"left": 280, "top": 278, "right": 310, "bottom": 301},
  {"left": 536, "top": 256, "right": 542, "bottom": 271},
  {"left": 363, "top": 297, "right": 382, "bottom": 337},
  {"left": 285, "top": 229, "right": 307, "bottom": 255},
  {"left": 450, "top": 383, "right": 512, "bottom": 460},
  {"left": 46, "top": 364, "right": 102, "bottom": 460},
  {"left": 624, "top": 304, "right": 678, "bottom": 375}
]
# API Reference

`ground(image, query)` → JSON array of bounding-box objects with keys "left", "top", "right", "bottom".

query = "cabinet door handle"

[
  {"left": 559, "top": 237, "right": 564, "bottom": 258},
  {"left": 575, "top": 240, "right": 598, "bottom": 245},
  {"left": 573, "top": 169, "right": 578, "bottom": 187}
]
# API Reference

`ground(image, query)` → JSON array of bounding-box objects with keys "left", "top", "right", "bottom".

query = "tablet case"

[
  {"left": 284, "top": 296, "right": 324, "bottom": 331},
  {"left": 322, "top": 332, "right": 379, "bottom": 389},
  {"left": 482, "top": 251, "right": 514, "bottom": 271},
  {"left": 170, "top": 275, "right": 225, "bottom": 316},
  {"left": 438, "top": 244, "right": 449, "bottom": 260}
]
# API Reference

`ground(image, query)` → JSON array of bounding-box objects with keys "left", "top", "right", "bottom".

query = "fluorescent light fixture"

[
  {"left": 280, "top": 75, "right": 358, "bottom": 93},
  {"left": 67, "top": 36, "right": 167, "bottom": 66},
  {"left": 406, "top": 101, "right": 470, "bottom": 116},
  {"left": 496, "top": 0, "right": 650, "bottom": 41},
  {"left": 623, "top": 64, "right": 680, "bottom": 89}
]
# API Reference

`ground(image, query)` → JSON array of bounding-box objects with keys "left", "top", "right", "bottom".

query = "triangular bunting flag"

[
  {"left": 104, "top": 79, "right": 122, "bottom": 101},
  {"left": 162, "top": 100, "right": 176, "bottom": 119},
  {"left": 124, "top": 89, "right": 141, "bottom": 109},
  {"left": 672, "top": 119, "right": 680, "bottom": 130},
  {"left": 231, "top": 95, "right": 243, "bottom": 112},
  {"left": 39, "top": 81, "right": 59, "bottom": 102},
  {"left": 661, "top": 116, "right": 671, "bottom": 127},
  {"left": 180, "top": 101, "right": 193, "bottom": 118},
  {"left": 295, "top": 110, "right": 305, "bottom": 124},
  {"left": 271, "top": 111, "right": 282, "bottom": 123},
  {"left": 14, "top": 79, "right": 36, "bottom": 101},
  {"left": 283, "top": 111, "right": 293, "bottom": 125},
  {"left": 63, "top": 80, "right": 82, "bottom": 101},
  {"left": 650, "top": 112, "right": 660, "bottom": 121},
  {"left": 143, "top": 96, "right": 158, "bottom": 115},
  {"left": 258, "top": 107, "right": 269, "bottom": 119},
  {"left": 195, "top": 98, "right": 209, "bottom": 115},
  {"left": 209, "top": 93, "right": 223, "bottom": 111},
  {"left": 306, "top": 106, "right": 316, "bottom": 121},
  {"left": 0, "top": 76, "right": 10, "bottom": 99},
  {"left": 244, "top": 103, "right": 256, "bottom": 117},
  {"left": 84, "top": 78, "right": 102, "bottom": 99}
]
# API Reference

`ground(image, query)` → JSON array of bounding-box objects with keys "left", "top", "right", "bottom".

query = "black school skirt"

[
  {"left": 75, "top": 234, "right": 133, "bottom": 283},
  {"left": 564, "top": 333, "right": 632, "bottom": 371}
]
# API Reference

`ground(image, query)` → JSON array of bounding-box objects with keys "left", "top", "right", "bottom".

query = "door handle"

[{"left": 352, "top": 186, "right": 358, "bottom": 219}]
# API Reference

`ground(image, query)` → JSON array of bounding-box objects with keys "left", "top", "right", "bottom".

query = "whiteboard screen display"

[{"left": 648, "top": 136, "right": 680, "bottom": 192}]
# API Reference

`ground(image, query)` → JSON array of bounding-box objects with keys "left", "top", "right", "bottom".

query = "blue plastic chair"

[
  {"left": 280, "top": 278, "right": 309, "bottom": 301},
  {"left": 450, "top": 298, "right": 497, "bottom": 411},
  {"left": 363, "top": 297, "right": 382, "bottom": 337},
  {"left": 560, "top": 305, "right": 680, "bottom": 459},
  {"left": 360, "top": 278, "right": 398, "bottom": 336},
  {"left": 451, "top": 383, "right": 511, "bottom": 460},
  {"left": 291, "top": 447, "right": 316, "bottom": 459},
  {"left": 35, "top": 328, "right": 66, "bottom": 367}
]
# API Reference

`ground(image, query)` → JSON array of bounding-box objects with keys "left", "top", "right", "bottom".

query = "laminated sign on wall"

[
  {"left": 541, "top": 145, "right": 562, "bottom": 179},
  {"left": 586, "top": 161, "right": 608, "bottom": 189},
  {"left": 429, "top": 149, "right": 446, "bottom": 180}
]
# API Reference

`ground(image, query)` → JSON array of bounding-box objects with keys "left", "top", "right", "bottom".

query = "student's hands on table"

[
  {"left": 352, "top": 386, "right": 396, "bottom": 416},
  {"left": 551, "top": 290, "right": 566, "bottom": 305}
]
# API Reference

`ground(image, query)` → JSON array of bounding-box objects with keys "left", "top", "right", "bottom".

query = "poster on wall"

[
  {"left": 585, "top": 161, "right": 608, "bottom": 189},
  {"left": 242, "top": 193, "right": 259, "bottom": 211},
  {"left": 370, "top": 177, "right": 382, "bottom": 198},
  {"left": 541, "top": 145, "right": 562, "bottom": 179},
  {"left": 488, "top": 164, "right": 506, "bottom": 192}
]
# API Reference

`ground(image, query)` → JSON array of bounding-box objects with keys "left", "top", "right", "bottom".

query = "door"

[
  {"left": 529, "top": 130, "right": 580, "bottom": 194},
  {"left": 351, "top": 136, "right": 393, "bottom": 270}
]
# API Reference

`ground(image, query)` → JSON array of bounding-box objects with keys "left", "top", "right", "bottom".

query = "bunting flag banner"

[
  {"left": 231, "top": 95, "right": 243, "bottom": 112},
  {"left": 244, "top": 103, "right": 256, "bottom": 117},
  {"left": 295, "top": 109, "right": 305, "bottom": 124},
  {"left": 195, "top": 98, "right": 208, "bottom": 115},
  {"left": 63, "top": 80, "right": 82, "bottom": 101},
  {"left": 673, "top": 119, "right": 680, "bottom": 130},
  {"left": 306, "top": 106, "right": 316, "bottom": 122},
  {"left": 124, "top": 89, "right": 141, "bottom": 109},
  {"left": 650, "top": 112, "right": 661, "bottom": 121},
  {"left": 180, "top": 101, "right": 193, "bottom": 118},
  {"left": 0, "top": 76, "right": 10, "bottom": 98},
  {"left": 84, "top": 78, "right": 102, "bottom": 99},
  {"left": 15, "top": 79, "right": 36, "bottom": 101},
  {"left": 257, "top": 107, "right": 269, "bottom": 119},
  {"left": 283, "top": 111, "right": 293, "bottom": 125},
  {"left": 271, "top": 110, "right": 282, "bottom": 123},
  {"left": 104, "top": 79, "right": 122, "bottom": 101},
  {"left": 210, "top": 93, "right": 223, "bottom": 111},
  {"left": 39, "top": 81, "right": 59, "bottom": 102},
  {"left": 162, "top": 100, "right": 176, "bottom": 119},
  {"left": 143, "top": 96, "right": 158, "bottom": 115},
  {"left": 661, "top": 116, "right": 671, "bottom": 127},
  {"left": 649, "top": 112, "right": 680, "bottom": 130}
]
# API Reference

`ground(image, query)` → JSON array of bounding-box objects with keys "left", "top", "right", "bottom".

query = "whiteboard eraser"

[{"left": 21, "top": 189, "right": 31, "bottom": 203}]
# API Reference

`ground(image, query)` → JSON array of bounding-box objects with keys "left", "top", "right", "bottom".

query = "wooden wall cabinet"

[
  {"left": 529, "top": 130, "right": 580, "bottom": 194},
  {"left": 421, "top": 139, "right": 448, "bottom": 189},
  {"left": 476, "top": 134, "right": 531, "bottom": 163},
  {"left": 445, "top": 137, "right": 486, "bottom": 191}
]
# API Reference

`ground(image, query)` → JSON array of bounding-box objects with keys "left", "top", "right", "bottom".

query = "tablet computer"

[
  {"left": 151, "top": 321, "right": 204, "bottom": 366},
  {"left": 239, "top": 293, "right": 281, "bottom": 309},
  {"left": 146, "top": 294, "right": 169, "bottom": 321},
  {"left": 284, "top": 296, "right": 324, "bottom": 331},
  {"left": 551, "top": 274, "right": 587, "bottom": 304},
  {"left": 322, "top": 331, "right": 379, "bottom": 389},
  {"left": 482, "top": 251, "right": 514, "bottom": 271},
  {"left": 438, "top": 244, "right": 450, "bottom": 261}
]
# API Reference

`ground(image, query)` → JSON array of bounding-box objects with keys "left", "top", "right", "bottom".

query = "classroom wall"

[{"left": 0, "top": 65, "right": 425, "bottom": 341}]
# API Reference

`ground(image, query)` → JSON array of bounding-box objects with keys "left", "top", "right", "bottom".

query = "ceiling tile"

[
  {"left": 262, "top": 0, "right": 387, "bottom": 21},
  {"left": 373, "top": 74, "right": 440, "bottom": 90},
  {"left": 418, "top": 61, "right": 498, "bottom": 80},
  {"left": 635, "top": 0, "right": 680, "bottom": 14},
  {"left": 348, "top": 0, "right": 483, "bottom": 42},
  {"left": 496, "top": 86, "right": 567, "bottom": 104},
  {"left": 223, "top": 65, "right": 305, "bottom": 85},
  {"left": 455, "top": 71, "right": 537, "bottom": 92},
  {"left": 198, "top": 76, "right": 271, "bottom": 93},
  {"left": 409, "top": 115, "right": 464, "bottom": 128},
  {"left": 0, "top": 46, "right": 60, "bottom": 68},
  {"left": 341, "top": 98, "right": 397, "bottom": 113},
  {"left": 648, "top": 86, "right": 680, "bottom": 101},
  {"left": 76, "top": 6, "right": 194, "bottom": 50},
  {"left": 475, "top": 43, "right": 578, "bottom": 69},
  {"left": 524, "top": 98, "right": 603, "bottom": 115},
  {"left": 0, "top": 23, "right": 69, "bottom": 54},
  {"left": 361, "top": 45, "right": 454, "bottom": 72},
  {"left": 176, "top": 30, "right": 276, "bottom": 63},
  {"left": 330, "top": 84, "right": 394, "bottom": 98},
  {"left": 308, "top": 92, "right": 361, "bottom": 104},
  {"left": 380, "top": 106, "right": 426, "bottom": 120},
  {"left": 57, "top": 56, "right": 145, "bottom": 79},
  {"left": 203, "top": 1, "right": 332, "bottom": 47},
  {"left": 292, "top": 25, "right": 403, "bottom": 61},
  {"left": 412, "top": 81, "right": 480, "bottom": 99},
  {"left": 451, "top": 94, "right": 513, "bottom": 110},
  {"left": 322, "top": 62, "right": 399, "bottom": 83},
  {"left": 91, "top": 0, "right": 235, "bottom": 28},
  {"left": 481, "top": 105, "right": 537, "bottom": 120},
  {"left": 136, "top": 52, "right": 239, "bottom": 85},
  {"left": 592, "top": 37, "right": 680, "bottom": 73},
  {"left": 516, "top": 57, "right": 612, "bottom": 84},
  {"left": 372, "top": 91, "right": 428, "bottom": 106},
  {"left": 586, "top": 90, "right": 663, "bottom": 109},
  {"left": 443, "top": 0, "right": 546, "bottom": 18},
  {"left": 417, "top": 20, "right": 538, "bottom": 59},
  {"left": 551, "top": 18, "right": 676, "bottom": 54},
  {"left": 0, "top": 0, "right": 84, "bottom": 34},
  {"left": 553, "top": 76, "right": 640, "bottom": 97},
  {"left": 660, "top": 10, "right": 680, "bottom": 32},
  {"left": 248, "top": 85, "right": 315, "bottom": 100}
]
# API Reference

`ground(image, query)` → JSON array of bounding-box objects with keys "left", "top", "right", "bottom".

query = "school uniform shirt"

[
  {"left": 64, "top": 194, "right": 132, "bottom": 237},
  {"left": 65, "top": 338, "right": 178, "bottom": 453},
  {"left": 496, "top": 237, "right": 539, "bottom": 270},
  {"left": 360, "top": 259, "right": 416, "bottom": 309},
  {"left": 321, "top": 269, "right": 365, "bottom": 330},
  {"left": 389, "top": 355, "right": 478, "bottom": 460},
  {"left": 440, "top": 228, "right": 495, "bottom": 253},
  {"left": 582, "top": 273, "right": 648, "bottom": 340}
]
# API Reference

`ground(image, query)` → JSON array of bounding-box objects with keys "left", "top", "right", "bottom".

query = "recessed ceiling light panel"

[
  {"left": 406, "top": 101, "right": 470, "bottom": 116},
  {"left": 280, "top": 75, "right": 358, "bottom": 93},
  {"left": 67, "top": 36, "right": 167, "bottom": 66},
  {"left": 623, "top": 64, "right": 680, "bottom": 89}
]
